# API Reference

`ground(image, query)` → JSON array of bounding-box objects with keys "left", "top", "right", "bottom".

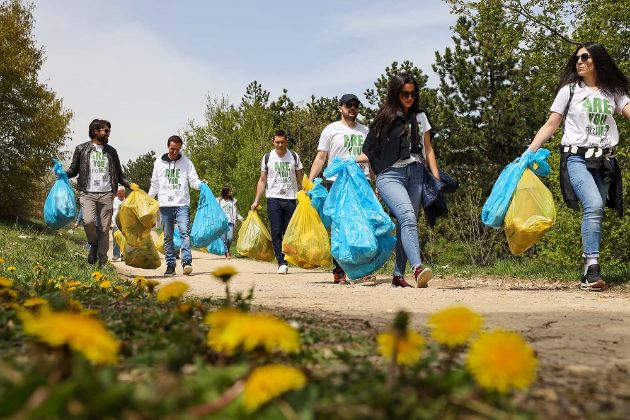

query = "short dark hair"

[
  {"left": 88, "top": 119, "right": 111, "bottom": 139},
  {"left": 273, "top": 129, "right": 287, "bottom": 139},
  {"left": 167, "top": 135, "right": 183, "bottom": 146},
  {"left": 221, "top": 186, "right": 232, "bottom": 200}
]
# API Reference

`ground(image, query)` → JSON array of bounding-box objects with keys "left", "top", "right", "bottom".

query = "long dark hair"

[
  {"left": 558, "top": 42, "right": 629, "bottom": 97},
  {"left": 220, "top": 186, "right": 233, "bottom": 200},
  {"left": 370, "top": 73, "right": 421, "bottom": 141}
]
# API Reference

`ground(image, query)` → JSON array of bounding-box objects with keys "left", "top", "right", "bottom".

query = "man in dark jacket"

[{"left": 65, "top": 119, "right": 131, "bottom": 265}]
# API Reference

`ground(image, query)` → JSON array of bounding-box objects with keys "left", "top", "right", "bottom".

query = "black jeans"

[{"left": 267, "top": 197, "right": 297, "bottom": 266}]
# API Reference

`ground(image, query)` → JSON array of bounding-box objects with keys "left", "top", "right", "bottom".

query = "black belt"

[{"left": 561, "top": 145, "right": 615, "bottom": 158}]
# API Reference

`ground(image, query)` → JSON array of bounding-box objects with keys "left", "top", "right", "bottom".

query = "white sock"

[{"left": 584, "top": 257, "right": 598, "bottom": 275}]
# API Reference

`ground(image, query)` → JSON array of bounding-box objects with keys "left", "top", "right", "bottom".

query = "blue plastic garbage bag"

[
  {"left": 481, "top": 149, "right": 551, "bottom": 229},
  {"left": 207, "top": 237, "right": 226, "bottom": 256},
  {"left": 306, "top": 178, "right": 332, "bottom": 228},
  {"left": 191, "top": 183, "right": 229, "bottom": 247},
  {"left": 172, "top": 228, "right": 182, "bottom": 251},
  {"left": 44, "top": 159, "right": 76, "bottom": 229},
  {"left": 323, "top": 158, "right": 396, "bottom": 280}
]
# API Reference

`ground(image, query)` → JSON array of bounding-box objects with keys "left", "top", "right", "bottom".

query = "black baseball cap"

[{"left": 339, "top": 94, "right": 361, "bottom": 105}]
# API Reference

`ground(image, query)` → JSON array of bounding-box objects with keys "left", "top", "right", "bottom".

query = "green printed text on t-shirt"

[
  {"left": 583, "top": 97, "right": 612, "bottom": 137},
  {"left": 165, "top": 168, "right": 181, "bottom": 190},
  {"left": 90, "top": 151, "right": 107, "bottom": 174},
  {"left": 274, "top": 162, "right": 290, "bottom": 180},
  {"left": 344, "top": 134, "right": 365, "bottom": 155}
]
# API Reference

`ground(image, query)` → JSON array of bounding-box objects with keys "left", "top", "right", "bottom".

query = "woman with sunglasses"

[
  {"left": 528, "top": 42, "right": 630, "bottom": 291},
  {"left": 359, "top": 73, "right": 440, "bottom": 288}
]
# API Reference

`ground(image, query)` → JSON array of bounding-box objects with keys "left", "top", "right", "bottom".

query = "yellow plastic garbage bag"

[
  {"left": 236, "top": 209, "right": 275, "bottom": 262},
  {"left": 155, "top": 232, "right": 164, "bottom": 255},
  {"left": 504, "top": 169, "right": 556, "bottom": 256},
  {"left": 123, "top": 236, "right": 161, "bottom": 269},
  {"left": 282, "top": 189, "right": 332, "bottom": 269},
  {"left": 113, "top": 230, "right": 126, "bottom": 255},
  {"left": 116, "top": 185, "right": 159, "bottom": 245}
]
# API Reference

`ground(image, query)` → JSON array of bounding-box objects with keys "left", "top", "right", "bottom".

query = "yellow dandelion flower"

[
  {"left": 32, "top": 263, "right": 44, "bottom": 273},
  {"left": 7, "top": 266, "right": 16, "bottom": 272},
  {"left": 91, "top": 271, "right": 104, "bottom": 281},
  {"left": 212, "top": 265, "right": 237, "bottom": 282},
  {"left": 19, "top": 310, "right": 119, "bottom": 364},
  {"left": 206, "top": 310, "right": 300, "bottom": 355},
  {"left": 176, "top": 303, "right": 192, "bottom": 315},
  {"left": 145, "top": 279, "right": 160, "bottom": 293},
  {"left": 23, "top": 297, "right": 48, "bottom": 308},
  {"left": 135, "top": 276, "right": 147, "bottom": 289},
  {"left": 67, "top": 298, "right": 84, "bottom": 312},
  {"left": 113, "top": 285, "right": 125, "bottom": 294},
  {"left": 428, "top": 306, "right": 484, "bottom": 348},
  {"left": 467, "top": 330, "right": 538, "bottom": 393},
  {"left": 156, "top": 281, "right": 189, "bottom": 302},
  {"left": 99, "top": 280, "right": 112, "bottom": 289},
  {"left": 0, "top": 276, "right": 13, "bottom": 288},
  {"left": 0, "top": 257, "right": 4, "bottom": 264},
  {"left": 0, "top": 288, "right": 18, "bottom": 300},
  {"left": 376, "top": 330, "right": 425, "bottom": 365},
  {"left": 243, "top": 364, "right": 306, "bottom": 412}
]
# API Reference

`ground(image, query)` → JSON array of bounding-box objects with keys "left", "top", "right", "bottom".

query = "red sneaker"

[
  {"left": 333, "top": 269, "right": 347, "bottom": 284},
  {"left": 392, "top": 275, "right": 413, "bottom": 288},
  {"left": 414, "top": 265, "right": 432, "bottom": 288}
]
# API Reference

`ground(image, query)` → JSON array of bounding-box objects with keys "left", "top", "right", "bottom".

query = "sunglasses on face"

[
  {"left": 99, "top": 129, "right": 111, "bottom": 134},
  {"left": 399, "top": 91, "right": 417, "bottom": 99},
  {"left": 343, "top": 101, "right": 360, "bottom": 109},
  {"left": 576, "top": 53, "right": 591, "bottom": 62}
]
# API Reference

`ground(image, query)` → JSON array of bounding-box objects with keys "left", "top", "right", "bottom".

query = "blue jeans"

[
  {"left": 112, "top": 226, "right": 120, "bottom": 258},
  {"left": 221, "top": 223, "right": 234, "bottom": 254},
  {"left": 567, "top": 155, "right": 611, "bottom": 258},
  {"left": 267, "top": 198, "right": 297, "bottom": 266},
  {"left": 376, "top": 162, "right": 424, "bottom": 276},
  {"left": 160, "top": 206, "right": 192, "bottom": 267}
]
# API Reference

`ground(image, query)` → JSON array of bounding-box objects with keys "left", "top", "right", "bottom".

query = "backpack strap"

[{"left": 562, "top": 83, "right": 576, "bottom": 123}]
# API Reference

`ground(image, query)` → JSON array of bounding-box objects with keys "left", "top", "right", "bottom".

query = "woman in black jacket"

[{"left": 359, "top": 73, "right": 440, "bottom": 288}]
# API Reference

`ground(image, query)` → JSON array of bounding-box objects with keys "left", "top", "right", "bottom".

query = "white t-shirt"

[
  {"left": 87, "top": 144, "right": 112, "bottom": 192},
  {"left": 393, "top": 112, "right": 433, "bottom": 167},
  {"left": 550, "top": 83, "right": 630, "bottom": 148},
  {"left": 317, "top": 121, "right": 370, "bottom": 180},
  {"left": 261, "top": 150, "right": 303, "bottom": 199},
  {"left": 112, "top": 196, "right": 123, "bottom": 228}
]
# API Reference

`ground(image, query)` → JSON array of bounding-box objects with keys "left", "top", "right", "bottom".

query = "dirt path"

[{"left": 114, "top": 248, "right": 630, "bottom": 416}]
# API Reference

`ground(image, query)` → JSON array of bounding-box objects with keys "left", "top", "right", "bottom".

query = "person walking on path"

[
  {"left": 148, "top": 135, "right": 203, "bottom": 276},
  {"left": 251, "top": 129, "right": 304, "bottom": 274},
  {"left": 360, "top": 73, "right": 441, "bottom": 288},
  {"left": 65, "top": 119, "right": 131, "bottom": 266},
  {"left": 527, "top": 42, "right": 630, "bottom": 291},
  {"left": 309, "top": 93, "right": 376, "bottom": 284},
  {"left": 111, "top": 186, "right": 125, "bottom": 261},
  {"left": 217, "top": 186, "right": 244, "bottom": 259}
]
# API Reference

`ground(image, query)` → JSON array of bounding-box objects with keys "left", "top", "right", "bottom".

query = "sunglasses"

[
  {"left": 399, "top": 91, "right": 417, "bottom": 99},
  {"left": 575, "top": 53, "right": 591, "bottom": 62},
  {"left": 343, "top": 101, "right": 360, "bottom": 109}
]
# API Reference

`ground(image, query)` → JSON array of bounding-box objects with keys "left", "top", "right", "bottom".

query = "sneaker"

[
  {"left": 164, "top": 264, "right": 176, "bottom": 276},
  {"left": 391, "top": 275, "right": 413, "bottom": 288},
  {"left": 87, "top": 244, "right": 97, "bottom": 264},
  {"left": 277, "top": 264, "right": 288, "bottom": 275},
  {"left": 414, "top": 265, "right": 433, "bottom": 288},
  {"left": 183, "top": 262, "right": 193, "bottom": 275},
  {"left": 581, "top": 264, "right": 607, "bottom": 291},
  {"left": 112, "top": 256, "right": 120, "bottom": 261},
  {"left": 333, "top": 269, "right": 347, "bottom": 284}
]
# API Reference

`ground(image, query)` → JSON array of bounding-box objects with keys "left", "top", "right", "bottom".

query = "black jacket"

[
  {"left": 362, "top": 113, "right": 414, "bottom": 175},
  {"left": 66, "top": 141, "right": 130, "bottom": 193},
  {"left": 560, "top": 150, "right": 623, "bottom": 216}
]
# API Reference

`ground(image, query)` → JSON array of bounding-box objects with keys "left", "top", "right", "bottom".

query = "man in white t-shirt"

[
  {"left": 252, "top": 130, "right": 304, "bottom": 274},
  {"left": 149, "top": 135, "right": 203, "bottom": 276},
  {"left": 111, "top": 186, "right": 125, "bottom": 261},
  {"left": 65, "top": 119, "right": 131, "bottom": 265},
  {"left": 308, "top": 93, "right": 372, "bottom": 284}
]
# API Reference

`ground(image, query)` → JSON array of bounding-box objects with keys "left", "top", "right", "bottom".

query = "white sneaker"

[{"left": 277, "top": 264, "right": 288, "bottom": 274}]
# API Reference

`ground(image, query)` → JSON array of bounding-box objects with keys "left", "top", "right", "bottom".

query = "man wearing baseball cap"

[{"left": 309, "top": 93, "right": 374, "bottom": 284}]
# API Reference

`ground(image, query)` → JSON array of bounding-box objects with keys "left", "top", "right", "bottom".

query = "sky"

[{"left": 32, "top": 0, "right": 457, "bottom": 163}]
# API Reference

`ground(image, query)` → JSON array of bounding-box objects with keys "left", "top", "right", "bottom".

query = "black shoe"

[
  {"left": 164, "top": 264, "right": 176, "bottom": 276},
  {"left": 581, "top": 264, "right": 607, "bottom": 291},
  {"left": 87, "top": 244, "right": 98, "bottom": 264}
]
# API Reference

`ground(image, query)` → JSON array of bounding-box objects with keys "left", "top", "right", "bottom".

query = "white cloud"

[{"left": 33, "top": 1, "right": 245, "bottom": 163}]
